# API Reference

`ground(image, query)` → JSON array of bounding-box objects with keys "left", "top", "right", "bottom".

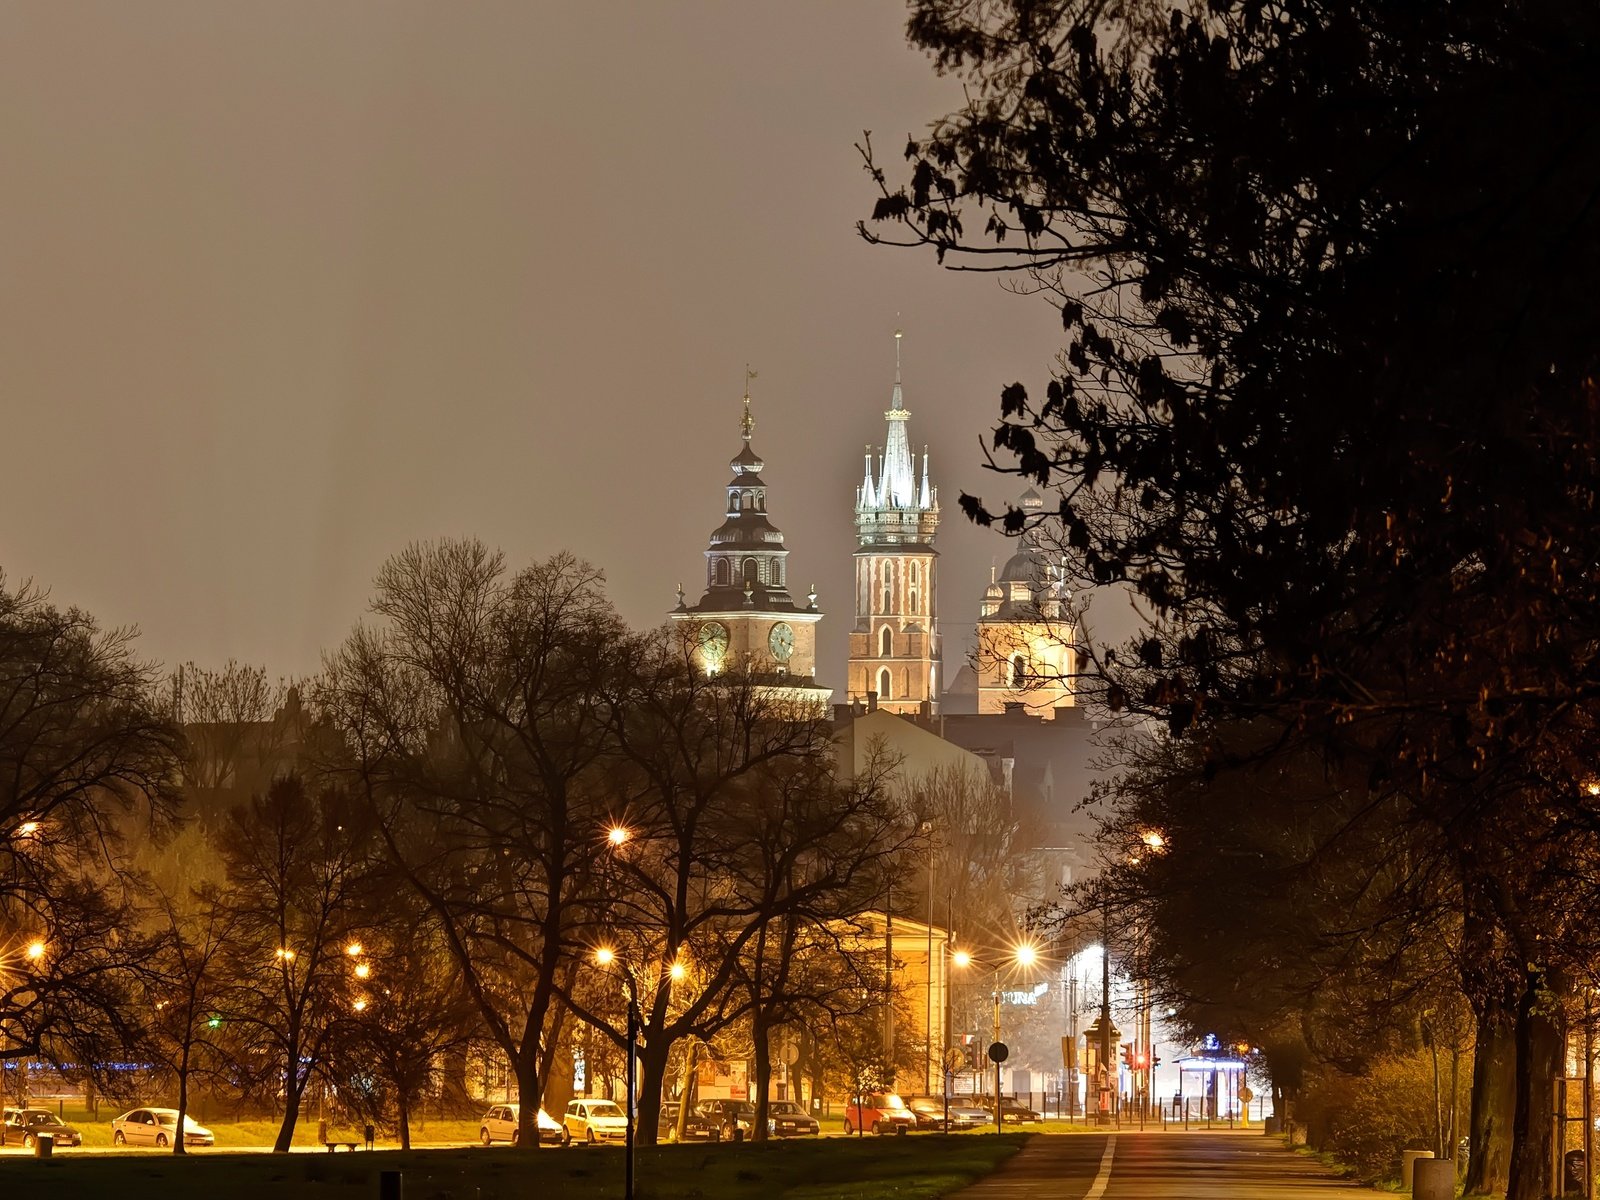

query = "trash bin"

[
  {"left": 1566, "top": 1149, "right": 1586, "bottom": 1194},
  {"left": 1263, "top": 1116, "right": 1280, "bottom": 1136},
  {"left": 1401, "top": 1149, "right": 1435, "bottom": 1190},
  {"left": 35, "top": 1133, "right": 53, "bottom": 1158},
  {"left": 364, "top": 1124, "right": 376, "bottom": 1150}
]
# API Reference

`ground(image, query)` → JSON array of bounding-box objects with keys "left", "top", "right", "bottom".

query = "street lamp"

[
  {"left": 24, "top": 940, "right": 45, "bottom": 963},
  {"left": 594, "top": 947, "right": 641, "bottom": 1200}
]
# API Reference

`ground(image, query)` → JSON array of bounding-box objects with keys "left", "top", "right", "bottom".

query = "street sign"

[
  {"left": 988, "top": 1041, "right": 1009, "bottom": 1064},
  {"left": 779, "top": 1040, "right": 800, "bottom": 1066},
  {"left": 1061, "top": 1035, "right": 1076, "bottom": 1069},
  {"left": 1239, "top": 1085, "right": 1254, "bottom": 1104}
]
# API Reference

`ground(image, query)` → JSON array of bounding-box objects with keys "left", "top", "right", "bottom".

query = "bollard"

[
  {"left": 378, "top": 1169, "right": 403, "bottom": 1200},
  {"left": 1412, "top": 1158, "right": 1454, "bottom": 1200},
  {"left": 34, "top": 1133, "right": 53, "bottom": 1158},
  {"left": 733, "top": 1128, "right": 744, "bottom": 1143},
  {"left": 896, "top": 1124, "right": 907, "bottom": 1137},
  {"left": 1400, "top": 1149, "right": 1435, "bottom": 1191}
]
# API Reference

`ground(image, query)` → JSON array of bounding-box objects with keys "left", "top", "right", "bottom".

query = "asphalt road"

[{"left": 958, "top": 1131, "right": 1363, "bottom": 1199}]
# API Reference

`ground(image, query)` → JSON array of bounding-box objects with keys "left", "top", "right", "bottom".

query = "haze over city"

[{"left": 2, "top": 2, "right": 1067, "bottom": 681}]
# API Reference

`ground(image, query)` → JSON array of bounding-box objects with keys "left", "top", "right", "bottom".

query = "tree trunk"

[
  {"left": 1507, "top": 965, "right": 1563, "bottom": 1200},
  {"left": 512, "top": 1042, "right": 543, "bottom": 1152},
  {"left": 174, "top": 1039, "right": 191, "bottom": 1156},
  {"left": 398, "top": 1093, "right": 411, "bottom": 1150},
  {"left": 634, "top": 1037, "right": 672, "bottom": 1147},
  {"left": 751, "top": 1019, "right": 773, "bottom": 1142},
  {"left": 273, "top": 1080, "right": 303, "bottom": 1152},
  {"left": 674, "top": 1040, "right": 699, "bottom": 1141},
  {"left": 1468, "top": 990, "right": 1520, "bottom": 1195}
]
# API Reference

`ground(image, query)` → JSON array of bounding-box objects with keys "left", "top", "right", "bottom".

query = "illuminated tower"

[
  {"left": 848, "top": 331, "right": 940, "bottom": 713},
  {"left": 671, "top": 375, "right": 830, "bottom": 706},
  {"left": 974, "top": 488, "right": 1076, "bottom": 716}
]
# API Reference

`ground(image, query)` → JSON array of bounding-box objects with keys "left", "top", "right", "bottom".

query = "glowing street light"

[
  {"left": 1141, "top": 829, "right": 1167, "bottom": 851},
  {"left": 275, "top": 947, "right": 296, "bottom": 963},
  {"left": 353, "top": 998, "right": 368, "bottom": 1013},
  {"left": 607, "top": 826, "right": 631, "bottom": 847},
  {"left": 1014, "top": 943, "right": 1039, "bottom": 969},
  {"left": 594, "top": 946, "right": 616, "bottom": 967},
  {"left": 952, "top": 948, "right": 972, "bottom": 970},
  {"left": 25, "top": 940, "right": 46, "bottom": 962},
  {"left": 355, "top": 962, "right": 372, "bottom": 980},
  {"left": 345, "top": 943, "right": 363, "bottom": 958},
  {"left": 669, "top": 960, "right": 687, "bottom": 982},
  {"left": 16, "top": 822, "right": 39, "bottom": 838}
]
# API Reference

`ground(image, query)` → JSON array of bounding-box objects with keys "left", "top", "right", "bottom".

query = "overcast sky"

[{"left": 1, "top": 2, "right": 1099, "bottom": 688}]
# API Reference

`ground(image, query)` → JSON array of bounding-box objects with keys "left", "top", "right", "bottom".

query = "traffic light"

[
  {"left": 1120, "top": 1044, "right": 1133, "bottom": 1071},
  {"left": 1152, "top": 1053, "right": 1162, "bottom": 1068}
]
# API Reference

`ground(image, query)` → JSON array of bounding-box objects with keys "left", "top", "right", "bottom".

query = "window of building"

[
  {"left": 741, "top": 491, "right": 753, "bottom": 510},
  {"left": 774, "top": 561, "right": 784, "bottom": 584},
  {"left": 910, "top": 562, "right": 918, "bottom": 584},
  {"left": 744, "top": 558, "right": 758, "bottom": 584},
  {"left": 1012, "top": 655, "right": 1028, "bottom": 687},
  {"left": 880, "top": 625, "right": 893, "bottom": 657},
  {"left": 715, "top": 559, "right": 729, "bottom": 586},
  {"left": 909, "top": 585, "right": 919, "bottom": 612},
  {"left": 878, "top": 668, "right": 892, "bottom": 701}
]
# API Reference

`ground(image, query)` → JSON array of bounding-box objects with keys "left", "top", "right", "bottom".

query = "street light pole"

[
  {"left": 992, "top": 974, "right": 1003, "bottom": 1134},
  {"left": 625, "top": 988, "right": 639, "bottom": 1200},
  {"left": 1100, "top": 901, "right": 1112, "bottom": 1124}
]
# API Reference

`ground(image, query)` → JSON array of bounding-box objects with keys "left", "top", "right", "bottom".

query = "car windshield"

[
  {"left": 587, "top": 1102, "right": 623, "bottom": 1118},
  {"left": 883, "top": 1094, "right": 908, "bottom": 1109},
  {"left": 155, "top": 1113, "right": 204, "bottom": 1129},
  {"left": 24, "top": 1112, "right": 61, "bottom": 1126},
  {"left": 769, "top": 1102, "right": 803, "bottom": 1114}
]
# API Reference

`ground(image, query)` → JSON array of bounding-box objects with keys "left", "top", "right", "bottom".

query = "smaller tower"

[
  {"left": 671, "top": 375, "right": 829, "bottom": 706},
  {"left": 974, "top": 488, "right": 1076, "bottom": 716}
]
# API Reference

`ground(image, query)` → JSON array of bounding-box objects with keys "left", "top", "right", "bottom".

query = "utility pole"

[{"left": 1100, "top": 900, "right": 1112, "bottom": 1124}]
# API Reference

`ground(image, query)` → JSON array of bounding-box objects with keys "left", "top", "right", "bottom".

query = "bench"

[{"left": 323, "top": 1138, "right": 360, "bottom": 1152}]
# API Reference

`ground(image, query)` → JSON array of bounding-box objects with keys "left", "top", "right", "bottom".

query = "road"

[{"left": 958, "top": 1131, "right": 1362, "bottom": 1199}]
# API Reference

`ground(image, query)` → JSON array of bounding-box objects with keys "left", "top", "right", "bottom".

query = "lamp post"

[{"left": 595, "top": 947, "right": 641, "bottom": 1200}]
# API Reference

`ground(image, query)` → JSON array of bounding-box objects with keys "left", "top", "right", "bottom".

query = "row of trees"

[
  {"left": 866, "top": 1, "right": 1600, "bottom": 1195},
  {"left": 0, "top": 546, "right": 969, "bottom": 1153}
]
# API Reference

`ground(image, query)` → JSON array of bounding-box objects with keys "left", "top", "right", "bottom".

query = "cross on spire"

[{"left": 741, "top": 365, "right": 758, "bottom": 440}]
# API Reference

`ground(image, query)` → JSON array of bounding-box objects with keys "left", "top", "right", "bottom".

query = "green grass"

[
  {"left": 0, "top": 1131, "right": 1030, "bottom": 1200},
  {"left": 27, "top": 1105, "right": 485, "bottom": 1148}
]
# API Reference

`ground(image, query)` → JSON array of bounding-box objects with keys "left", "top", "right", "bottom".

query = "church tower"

[
  {"left": 848, "top": 332, "right": 941, "bottom": 713},
  {"left": 974, "top": 488, "right": 1076, "bottom": 716},
  {"left": 671, "top": 377, "right": 830, "bottom": 707}
]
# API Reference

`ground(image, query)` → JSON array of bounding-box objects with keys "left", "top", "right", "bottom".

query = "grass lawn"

[
  {"left": 29, "top": 1105, "right": 484, "bottom": 1148},
  {"left": 0, "top": 1131, "right": 1030, "bottom": 1200}
]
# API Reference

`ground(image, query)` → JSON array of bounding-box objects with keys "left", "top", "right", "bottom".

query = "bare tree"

[
  {"left": 212, "top": 775, "right": 374, "bottom": 1152},
  {"left": 319, "top": 542, "right": 628, "bottom": 1153}
]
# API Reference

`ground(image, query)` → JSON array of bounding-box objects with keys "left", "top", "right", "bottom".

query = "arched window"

[
  {"left": 908, "top": 585, "right": 919, "bottom": 612},
  {"left": 774, "top": 560, "right": 784, "bottom": 584},
  {"left": 715, "top": 559, "right": 729, "bottom": 586},
  {"left": 880, "top": 626, "right": 893, "bottom": 657},
  {"left": 909, "top": 562, "right": 919, "bottom": 584},
  {"left": 744, "top": 558, "right": 758, "bottom": 584},
  {"left": 741, "top": 491, "right": 753, "bottom": 510},
  {"left": 1012, "top": 655, "right": 1028, "bottom": 687},
  {"left": 878, "top": 668, "right": 892, "bottom": 701}
]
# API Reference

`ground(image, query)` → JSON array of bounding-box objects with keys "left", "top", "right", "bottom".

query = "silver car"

[{"left": 111, "top": 1108, "right": 215, "bottom": 1148}]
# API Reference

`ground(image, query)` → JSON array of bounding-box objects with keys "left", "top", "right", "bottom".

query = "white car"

[
  {"left": 564, "top": 1098, "right": 628, "bottom": 1144},
  {"left": 480, "top": 1102, "right": 569, "bottom": 1146},
  {"left": 111, "top": 1108, "right": 215, "bottom": 1148}
]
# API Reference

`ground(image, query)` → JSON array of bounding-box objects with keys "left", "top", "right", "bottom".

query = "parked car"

[
  {"left": 966, "top": 1096, "right": 1041, "bottom": 1124},
  {"left": 1, "top": 1107, "right": 81, "bottom": 1148},
  {"left": 696, "top": 1099, "right": 757, "bottom": 1141},
  {"left": 564, "top": 1098, "right": 628, "bottom": 1145},
  {"left": 844, "top": 1092, "right": 917, "bottom": 1135},
  {"left": 479, "top": 1103, "right": 569, "bottom": 1146},
  {"left": 764, "top": 1099, "right": 820, "bottom": 1137},
  {"left": 658, "top": 1100, "right": 719, "bottom": 1142},
  {"left": 943, "top": 1100, "right": 993, "bottom": 1130},
  {"left": 111, "top": 1108, "right": 215, "bottom": 1147},
  {"left": 902, "top": 1096, "right": 952, "bottom": 1130}
]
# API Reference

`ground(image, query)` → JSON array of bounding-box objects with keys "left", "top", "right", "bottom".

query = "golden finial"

[{"left": 741, "top": 365, "right": 758, "bottom": 440}]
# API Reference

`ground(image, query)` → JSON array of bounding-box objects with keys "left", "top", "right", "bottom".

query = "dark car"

[
  {"left": 985, "top": 1097, "right": 1041, "bottom": 1124},
  {"left": 2, "top": 1107, "right": 82, "bottom": 1148},
  {"left": 903, "top": 1096, "right": 950, "bottom": 1130},
  {"left": 659, "top": 1100, "right": 720, "bottom": 1142},
  {"left": 696, "top": 1099, "right": 757, "bottom": 1140},
  {"left": 764, "top": 1099, "right": 820, "bottom": 1137}
]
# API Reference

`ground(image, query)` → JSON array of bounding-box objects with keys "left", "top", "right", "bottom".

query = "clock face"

[
  {"left": 699, "top": 621, "right": 730, "bottom": 659},
  {"left": 768, "top": 622, "right": 795, "bottom": 663}
]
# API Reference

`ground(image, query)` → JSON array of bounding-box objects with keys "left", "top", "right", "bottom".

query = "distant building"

[
  {"left": 974, "top": 488, "right": 1076, "bottom": 718},
  {"left": 670, "top": 379, "right": 830, "bottom": 706},
  {"left": 848, "top": 332, "right": 941, "bottom": 714}
]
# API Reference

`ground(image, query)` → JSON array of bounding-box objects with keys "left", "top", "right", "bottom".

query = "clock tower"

[
  {"left": 848, "top": 332, "right": 941, "bottom": 714},
  {"left": 671, "top": 378, "right": 830, "bottom": 707}
]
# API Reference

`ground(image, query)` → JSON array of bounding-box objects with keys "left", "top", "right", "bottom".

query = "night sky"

[{"left": 1, "top": 3, "right": 1099, "bottom": 689}]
